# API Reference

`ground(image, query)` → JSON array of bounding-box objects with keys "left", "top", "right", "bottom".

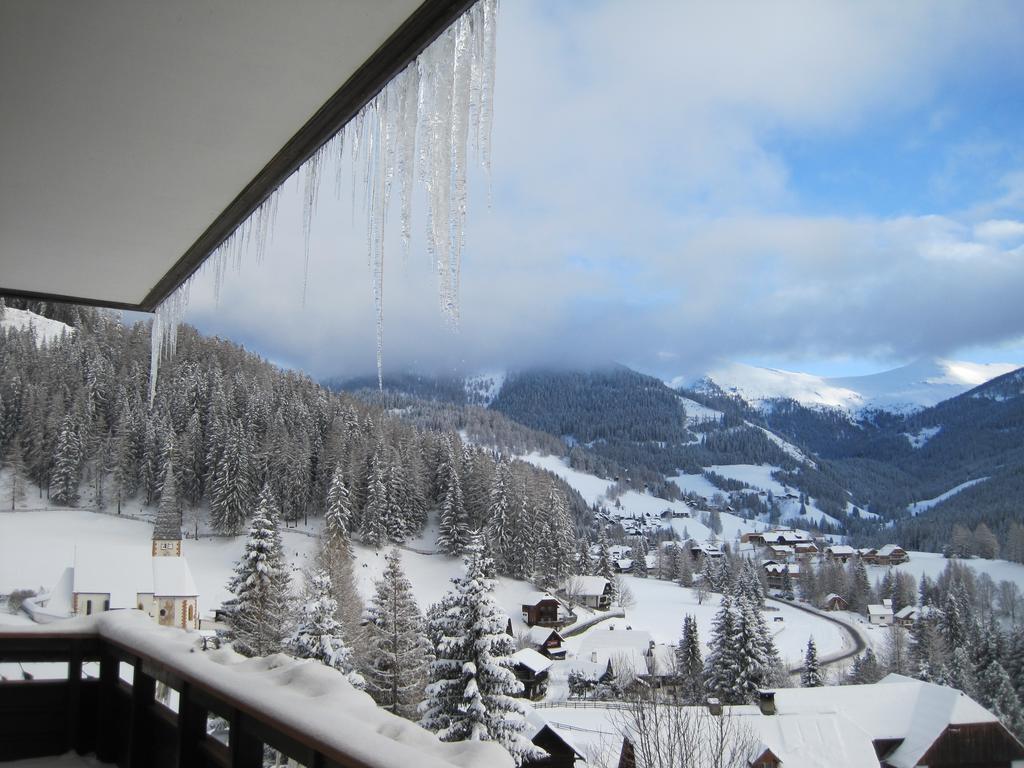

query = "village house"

[
  {"left": 520, "top": 592, "right": 574, "bottom": 629},
  {"left": 523, "top": 707, "right": 586, "bottom": 768},
  {"left": 763, "top": 561, "right": 800, "bottom": 591},
  {"left": 895, "top": 605, "right": 919, "bottom": 627},
  {"left": 873, "top": 543, "right": 910, "bottom": 565},
  {"left": 511, "top": 648, "right": 552, "bottom": 700},
  {"left": 868, "top": 603, "right": 894, "bottom": 626},
  {"left": 823, "top": 593, "right": 849, "bottom": 611},
  {"left": 525, "top": 626, "right": 567, "bottom": 661},
  {"left": 610, "top": 674, "right": 1024, "bottom": 768},
  {"left": 559, "top": 576, "right": 613, "bottom": 611},
  {"left": 825, "top": 544, "right": 857, "bottom": 563}
]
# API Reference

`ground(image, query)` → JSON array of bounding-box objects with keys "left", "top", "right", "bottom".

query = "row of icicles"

[{"left": 150, "top": 0, "right": 498, "bottom": 402}]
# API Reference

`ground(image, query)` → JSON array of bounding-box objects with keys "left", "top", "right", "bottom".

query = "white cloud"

[{"left": 181, "top": 1, "right": 1024, "bottom": 380}]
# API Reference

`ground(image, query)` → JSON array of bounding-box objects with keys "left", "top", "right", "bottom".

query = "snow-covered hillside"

[
  {"left": 675, "top": 358, "right": 1021, "bottom": 415},
  {"left": 0, "top": 306, "right": 74, "bottom": 345},
  {"left": 907, "top": 477, "right": 989, "bottom": 516}
]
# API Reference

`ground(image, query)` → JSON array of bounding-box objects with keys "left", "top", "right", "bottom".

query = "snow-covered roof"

[
  {"left": 523, "top": 705, "right": 585, "bottom": 759},
  {"left": 522, "top": 591, "right": 560, "bottom": 607},
  {"left": 876, "top": 544, "right": 905, "bottom": 556},
  {"left": 153, "top": 556, "right": 198, "bottom": 597},
  {"left": 511, "top": 648, "right": 553, "bottom": 675},
  {"left": 826, "top": 545, "right": 856, "bottom": 555},
  {"left": 867, "top": 604, "right": 893, "bottom": 616},
  {"left": 615, "top": 558, "right": 634, "bottom": 569},
  {"left": 2, "top": 611, "right": 512, "bottom": 768},
  {"left": 564, "top": 576, "right": 610, "bottom": 596},
  {"left": 72, "top": 549, "right": 197, "bottom": 607},
  {"left": 525, "top": 626, "right": 563, "bottom": 646},
  {"left": 824, "top": 593, "right": 846, "bottom": 603},
  {"left": 578, "top": 628, "right": 653, "bottom": 653}
]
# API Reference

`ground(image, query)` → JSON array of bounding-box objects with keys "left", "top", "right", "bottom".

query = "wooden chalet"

[
  {"left": 525, "top": 626, "right": 567, "bottom": 660},
  {"left": 511, "top": 648, "right": 553, "bottom": 700},
  {"left": 521, "top": 592, "right": 573, "bottom": 629},
  {"left": 894, "top": 605, "right": 919, "bottom": 627},
  {"left": 560, "top": 576, "right": 613, "bottom": 611},
  {"left": 825, "top": 544, "right": 857, "bottom": 563},
  {"left": 873, "top": 544, "right": 909, "bottom": 565},
  {"left": 763, "top": 561, "right": 800, "bottom": 591},
  {"left": 523, "top": 708, "right": 585, "bottom": 768},
  {"left": 823, "top": 593, "right": 849, "bottom": 611}
]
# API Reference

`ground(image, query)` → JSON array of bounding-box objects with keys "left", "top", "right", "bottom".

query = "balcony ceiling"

[{"left": 0, "top": 0, "right": 472, "bottom": 311}]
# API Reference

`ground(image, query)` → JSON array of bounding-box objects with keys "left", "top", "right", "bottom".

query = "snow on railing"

[{"left": 1, "top": 611, "right": 512, "bottom": 768}]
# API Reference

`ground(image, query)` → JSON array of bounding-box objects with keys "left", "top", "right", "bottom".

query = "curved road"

[{"left": 767, "top": 596, "right": 867, "bottom": 674}]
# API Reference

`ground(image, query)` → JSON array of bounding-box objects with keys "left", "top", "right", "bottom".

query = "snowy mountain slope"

[
  {"left": 1, "top": 306, "right": 74, "bottom": 345},
  {"left": 676, "top": 358, "right": 1021, "bottom": 415},
  {"left": 907, "top": 477, "right": 990, "bottom": 516}
]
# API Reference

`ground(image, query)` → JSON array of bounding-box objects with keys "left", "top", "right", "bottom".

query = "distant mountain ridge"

[{"left": 674, "top": 358, "right": 1021, "bottom": 415}]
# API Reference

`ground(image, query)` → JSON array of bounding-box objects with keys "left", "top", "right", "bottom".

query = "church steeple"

[{"left": 152, "top": 461, "right": 182, "bottom": 557}]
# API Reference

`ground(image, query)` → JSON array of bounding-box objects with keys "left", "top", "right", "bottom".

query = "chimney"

[
  {"left": 758, "top": 690, "right": 776, "bottom": 716},
  {"left": 706, "top": 697, "right": 722, "bottom": 716}
]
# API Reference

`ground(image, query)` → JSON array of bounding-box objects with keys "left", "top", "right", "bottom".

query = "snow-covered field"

[{"left": 867, "top": 550, "right": 1024, "bottom": 591}]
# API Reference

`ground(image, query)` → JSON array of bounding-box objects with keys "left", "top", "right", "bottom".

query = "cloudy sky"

[{"left": 182, "top": 0, "right": 1024, "bottom": 381}]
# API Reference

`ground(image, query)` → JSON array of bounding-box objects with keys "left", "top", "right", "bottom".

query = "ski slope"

[{"left": 907, "top": 478, "right": 989, "bottom": 516}]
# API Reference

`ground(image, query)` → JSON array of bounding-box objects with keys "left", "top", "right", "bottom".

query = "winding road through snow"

[{"left": 768, "top": 597, "right": 866, "bottom": 674}]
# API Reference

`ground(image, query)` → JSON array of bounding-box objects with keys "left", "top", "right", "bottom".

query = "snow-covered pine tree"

[
  {"left": 362, "top": 445, "right": 389, "bottom": 548},
  {"left": 704, "top": 594, "right": 743, "bottom": 703},
  {"left": 210, "top": 419, "right": 252, "bottom": 535},
  {"left": 676, "top": 614, "right": 703, "bottom": 704},
  {"left": 420, "top": 537, "right": 544, "bottom": 765},
  {"left": 324, "top": 464, "right": 354, "bottom": 552},
  {"left": 576, "top": 538, "right": 593, "bottom": 576},
  {"left": 287, "top": 569, "right": 364, "bottom": 689},
  {"left": 436, "top": 459, "right": 468, "bottom": 557},
  {"left": 49, "top": 414, "right": 82, "bottom": 506},
  {"left": 846, "top": 648, "right": 884, "bottom": 685},
  {"left": 801, "top": 637, "right": 823, "bottom": 687},
  {"left": 363, "top": 549, "right": 432, "bottom": 720},
  {"left": 225, "top": 482, "right": 292, "bottom": 657},
  {"left": 5, "top": 436, "right": 26, "bottom": 510},
  {"left": 596, "top": 529, "right": 614, "bottom": 583}
]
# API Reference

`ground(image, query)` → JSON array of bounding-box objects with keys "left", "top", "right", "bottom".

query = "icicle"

[{"left": 147, "top": 0, "right": 499, "bottom": 398}]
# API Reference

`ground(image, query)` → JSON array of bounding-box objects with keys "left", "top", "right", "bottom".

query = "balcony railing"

[{"left": 0, "top": 614, "right": 510, "bottom": 768}]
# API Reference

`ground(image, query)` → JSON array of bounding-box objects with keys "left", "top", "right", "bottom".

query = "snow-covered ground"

[
  {"left": 0, "top": 306, "right": 74, "bottom": 345},
  {"left": 907, "top": 477, "right": 989, "bottom": 516},
  {"left": 903, "top": 426, "right": 941, "bottom": 449},
  {"left": 867, "top": 550, "right": 1024, "bottom": 592}
]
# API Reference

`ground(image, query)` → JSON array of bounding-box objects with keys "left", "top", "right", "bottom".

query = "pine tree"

[
  {"left": 363, "top": 549, "right": 432, "bottom": 720},
  {"left": 979, "top": 662, "right": 1024, "bottom": 738},
  {"left": 846, "top": 648, "right": 884, "bottom": 684},
  {"left": 324, "top": 464, "right": 354, "bottom": 552},
  {"left": 288, "top": 570, "right": 364, "bottom": 689},
  {"left": 704, "top": 595, "right": 742, "bottom": 703},
  {"left": 361, "top": 446, "right": 389, "bottom": 548},
  {"left": 485, "top": 460, "right": 515, "bottom": 571},
  {"left": 225, "top": 482, "right": 292, "bottom": 657},
  {"left": 676, "top": 614, "right": 703, "bottom": 704},
  {"left": 801, "top": 637, "right": 823, "bottom": 687},
  {"left": 436, "top": 460, "right": 468, "bottom": 557},
  {"left": 49, "top": 414, "right": 82, "bottom": 506},
  {"left": 210, "top": 419, "right": 252, "bottom": 535},
  {"left": 596, "top": 529, "right": 614, "bottom": 583},
  {"left": 5, "top": 436, "right": 26, "bottom": 510},
  {"left": 420, "top": 538, "right": 544, "bottom": 765}
]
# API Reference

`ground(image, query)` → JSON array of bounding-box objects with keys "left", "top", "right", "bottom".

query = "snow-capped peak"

[{"left": 672, "top": 358, "right": 1021, "bottom": 415}]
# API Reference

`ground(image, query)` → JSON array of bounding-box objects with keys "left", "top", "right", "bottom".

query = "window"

[
  {"left": 103, "top": 599, "right": 110, "bottom": 611},
  {"left": 86, "top": 599, "right": 92, "bottom": 615},
  {"left": 187, "top": 604, "right": 194, "bottom": 622},
  {"left": 159, "top": 608, "right": 167, "bottom": 617}
]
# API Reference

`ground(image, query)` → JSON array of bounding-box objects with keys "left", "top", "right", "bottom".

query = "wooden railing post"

[
  {"left": 229, "top": 709, "right": 264, "bottom": 768},
  {"left": 66, "top": 640, "right": 86, "bottom": 754},
  {"left": 176, "top": 681, "right": 208, "bottom": 768},
  {"left": 127, "top": 658, "right": 156, "bottom": 768},
  {"left": 96, "top": 650, "right": 119, "bottom": 763}
]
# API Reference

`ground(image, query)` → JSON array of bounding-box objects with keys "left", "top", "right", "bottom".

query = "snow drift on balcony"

[{"left": 2, "top": 611, "right": 513, "bottom": 768}]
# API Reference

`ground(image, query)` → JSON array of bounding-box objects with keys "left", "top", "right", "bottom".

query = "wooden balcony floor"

[{"left": 4, "top": 755, "right": 107, "bottom": 767}]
